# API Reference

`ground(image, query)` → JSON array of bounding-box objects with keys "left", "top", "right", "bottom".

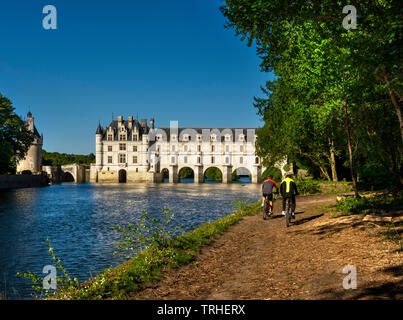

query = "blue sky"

[{"left": 0, "top": 0, "right": 272, "bottom": 154}]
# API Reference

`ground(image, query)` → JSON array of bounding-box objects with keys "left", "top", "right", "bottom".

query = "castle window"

[
  {"left": 108, "top": 145, "right": 112, "bottom": 152},
  {"left": 133, "top": 135, "right": 138, "bottom": 141},
  {"left": 108, "top": 156, "right": 112, "bottom": 164},
  {"left": 197, "top": 156, "right": 201, "bottom": 164},
  {"left": 226, "top": 157, "right": 229, "bottom": 164},
  {"left": 119, "top": 143, "right": 126, "bottom": 151},
  {"left": 240, "top": 145, "right": 243, "bottom": 152},
  {"left": 171, "top": 156, "right": 175, "bottom": 164},
  {"left": 133, "top": 146, "right": 137, "bottom": 152},
  {"left": 133, "top": 156, "right": 138, "bottom": 164},
  {"left": 107, "top": 134, "right": 113, "bottom": 141},
  {"left": 211, "top": 145, "right": 215, "bottom": 152},
  {"left": 119, "top": 134, "right": 126, "bottom": 141},
  {"left": 184, "top": 145, "right": 188, "bottom": 152},
  {"left": 184, "top": 156, "right": 188, "bottom": 164},
  {"left": 240, "top": 157, "right": 243, "bottom": 164},
  {"left": 198, "top": 145, "right": 201, "bottom": 152},
  {"left": 119, "top": 154, "right": 126, "bottom": 163},
  {"left": 255, "top": 157, "right": 259, "bottom": 164},
  {"left": 211, "top": 156, "right": 214, "bottom": 164},
  {"left": 172, "top": 145, "right": 175, "bottom": 152},
  {"left": 226, "top": 145, "right": 229, "bottom": 152}
]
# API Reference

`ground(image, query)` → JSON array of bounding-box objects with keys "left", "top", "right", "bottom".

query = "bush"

[
  {"left": 336, "top": 192, "right": 403, "bottom": 215},
  {"left": 295, "top": 178, "right": 320, "bottom": 195}
]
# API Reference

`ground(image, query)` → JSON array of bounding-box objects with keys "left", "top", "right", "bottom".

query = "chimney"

[
  {"left": 150, "top": 118, "right": 155, "bottom": 129},
  {"left": 140, "top": 118, "right": 147, "bottom": 128},
  {"left": 128, "top": 116, "right": 133, "bottom": 129},
  {"left": 117, "top": 116, "right": 123, "bottom": 127}
]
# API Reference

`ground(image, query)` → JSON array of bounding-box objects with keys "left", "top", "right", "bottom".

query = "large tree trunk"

[
  {"left": 329, "top": 139, "right": 338, "bottom": 181},
  {"left": 343, "top": 98, "right": 360, "bottom": 198}
]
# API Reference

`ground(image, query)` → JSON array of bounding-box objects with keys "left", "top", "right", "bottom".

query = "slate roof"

[
  {"left": 97, "top": 120, "right": 150, "bottom": 141},
  {"left": 154, "top": 127, "right": 258, "bottom": 142}
]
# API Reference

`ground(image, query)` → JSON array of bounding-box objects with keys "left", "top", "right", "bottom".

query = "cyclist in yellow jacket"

[{"left": 280, "top": 174, "right": 299, "bottom": 219}]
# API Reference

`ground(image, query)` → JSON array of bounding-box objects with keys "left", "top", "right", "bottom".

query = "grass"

[
  {"left": 49, "top": 201, "right": 261, "bottom": 300},
  {"left": 335, "top": 192, "right": 403, "bottom": 216},
  {"left": 380, "top": 221, "right": 403, "bottom": 247}
]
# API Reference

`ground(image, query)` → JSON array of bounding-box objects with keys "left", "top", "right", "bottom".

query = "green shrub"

[
  {"left": 336, "top": 193, "right": 403, "bottom": 216},
  {"left": 295, "top": 178, "right": 320, "bottom": 195}
]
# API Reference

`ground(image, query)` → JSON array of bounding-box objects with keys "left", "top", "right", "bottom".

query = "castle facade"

[{"left": 90, "top": 116, "right": 264, "bottom": 184}]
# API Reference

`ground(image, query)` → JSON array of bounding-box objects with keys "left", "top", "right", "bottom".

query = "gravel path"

[{"left": 131, "top": 194, "right": 402, "bottom": 300}]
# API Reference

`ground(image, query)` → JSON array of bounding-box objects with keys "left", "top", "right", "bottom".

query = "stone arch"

[
  {"left": 232, "top": 166, "right": 253, "bottom": 183},
  {"left": 118, "top": 169, "right": 127, "bottom": 183},
  {"left": 160, "top": 167, "right": 169, "bottom": 182},
  {"left": 61, "top": 171, "right": 75, "bottom": 182},
  {"left": 178, "top": 166, "right": 195, "bottom": 183},
  {"left": 60, "top": 165, "right": 77, "bottom": 182},
  {"left": 203, "top": 166, "right": 223, "bottom": 183}
]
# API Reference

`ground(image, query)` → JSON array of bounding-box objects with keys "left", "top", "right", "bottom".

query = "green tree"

[
  {"left": 42, "top": 150, "right": 95, "bottom": 166},
  {"left": 221, "top": 0, "right": 402, "bottom": 192},
  {"left": 0, "top": 93, "right": 34, "bottom": 174}
]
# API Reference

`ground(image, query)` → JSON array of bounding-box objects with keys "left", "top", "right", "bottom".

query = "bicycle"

[
  {"left": 262, "top": 195, "right": 273, "bottom": 220},
  {"left": 284, "top": 196, "right": 296, "bottom": 227},
  {"left": 285, "top": 197, "right": 291, "bottom": 227}
]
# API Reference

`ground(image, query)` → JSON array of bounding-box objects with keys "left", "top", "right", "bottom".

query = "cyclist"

[
  {"left": 280, "top": 174, "right": 298, "bottom": 219},
  {"left": 261, "top": 175, "right": 279, "bottom": 216}
]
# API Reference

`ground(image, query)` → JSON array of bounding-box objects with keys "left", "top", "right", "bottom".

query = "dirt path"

[{"left": 131, "top": 194, "right": 402, "bottom": 300}]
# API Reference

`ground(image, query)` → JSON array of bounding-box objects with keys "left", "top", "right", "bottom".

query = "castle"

[
  {"left": 16, "top": 111, "right": 43, "bottom": 173},
  {"left": 89, "top": 116, "right": 265, "bottom": 184}
]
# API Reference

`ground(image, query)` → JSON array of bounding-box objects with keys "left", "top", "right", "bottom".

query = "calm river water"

[{"left": 0, "top": 180, "right": 259, "bottom": 299}]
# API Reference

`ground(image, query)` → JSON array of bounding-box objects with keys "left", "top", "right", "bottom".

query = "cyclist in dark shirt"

[
  {"left": 261, "top": 175, "right": 279, "bottom": 215},
  {"left": 280, "top": 174, "right": 299, "bottom": 218}
]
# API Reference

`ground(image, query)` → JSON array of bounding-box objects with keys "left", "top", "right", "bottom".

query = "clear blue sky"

[{"left": 0, "top": 0, "right": 272, "bottom": 154}]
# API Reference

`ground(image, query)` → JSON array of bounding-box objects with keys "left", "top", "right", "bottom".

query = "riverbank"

[
  {"left": 0, "top": 174, "right": 48, "bottom": 191},
  {"left": 50, "top": 200, "right": 261, "bottom": 300},
  {"left": 131, "top": 193, "right": 402, "bottom": 300},
  {"left": 51, "top": 192, "right": 401, "bottom": 300}
]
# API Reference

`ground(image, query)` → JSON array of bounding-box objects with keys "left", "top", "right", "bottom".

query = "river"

[{"left": 0, "top": 179, "right": 260, "bottom": 299}]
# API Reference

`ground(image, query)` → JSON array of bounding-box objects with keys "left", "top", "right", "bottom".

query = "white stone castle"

[{"left": 90, "top": 116, "right": 265, "bottom": 184}]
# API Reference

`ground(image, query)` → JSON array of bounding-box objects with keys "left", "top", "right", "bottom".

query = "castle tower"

[
  {"left": 16, "top": 111, "right": 43, "bottom": 173},
  {"left": 95, "top": 122, "right": 103, "bottom": 171}
]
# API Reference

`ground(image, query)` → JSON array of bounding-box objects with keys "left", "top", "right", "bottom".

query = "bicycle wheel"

[{"left": 285, "top": 198, "right": 290, "bottom": 227}]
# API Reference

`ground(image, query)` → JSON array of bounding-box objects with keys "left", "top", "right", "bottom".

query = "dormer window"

[
  {"left": 119, "top": 134, "right": 126, "bottom": 141},
  {"left": 107, "top": 134, "right": 113, "bottom": 141},
  {"left": 171, "top": 135, "right": 177, "bottom": 141},
  {"left": 133, "top": 135, "right": 138, "bottom": 141}
]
